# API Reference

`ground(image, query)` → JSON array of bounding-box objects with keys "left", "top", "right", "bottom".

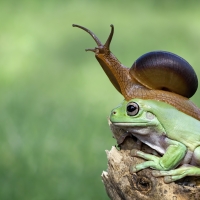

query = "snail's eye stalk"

[
  {"left": 104, "top": 24, "right": 114, "bottom": 50},
  {"left": 72, "top": 24, "right": 102, "bottom": 46}
]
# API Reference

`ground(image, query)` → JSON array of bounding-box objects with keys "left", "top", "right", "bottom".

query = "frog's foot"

[
  {"left": 130, "top": 149, "right": 163, "bottom": 173},
  {"left": 152, "top": 164, "right": 200, "bottom": 183}
]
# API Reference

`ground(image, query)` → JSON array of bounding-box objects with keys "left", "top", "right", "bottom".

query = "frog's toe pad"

[
  {"left": 164, "top": 176, "right": 173, "bottom": 183},
  {"left": 152, "top": 170, "right": 161, "bottom": 177},
  {"left": 130, "top": 149, "right": 138, "bottom": 157},
  {"left": 130, "top": 165, "right": 137, "bottom": 173}
]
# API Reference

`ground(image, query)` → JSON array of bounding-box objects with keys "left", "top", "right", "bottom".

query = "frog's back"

[{"left": 144, "top": 99, "right": 200, "bottom": 151}]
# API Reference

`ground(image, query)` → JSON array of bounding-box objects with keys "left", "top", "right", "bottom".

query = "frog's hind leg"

[
  {"left": 152, "top": 164, "right": 200, "bottom": 183},
  {"left": 153, "top": 146, "right": 200, "bottom": 183}
]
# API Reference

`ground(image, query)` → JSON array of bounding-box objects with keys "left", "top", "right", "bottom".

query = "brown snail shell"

[{"left": 130, "top": 51, "right": 198, "bottom": 98}]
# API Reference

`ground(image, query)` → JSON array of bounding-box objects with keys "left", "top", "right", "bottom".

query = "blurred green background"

[{"left": 0, "top": 1, "right": 200, "bottom": 199}]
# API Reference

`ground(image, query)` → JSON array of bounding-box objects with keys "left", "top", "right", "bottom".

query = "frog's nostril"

[{"left": 113, "top": 111, "right": 117, "bottom": 115}]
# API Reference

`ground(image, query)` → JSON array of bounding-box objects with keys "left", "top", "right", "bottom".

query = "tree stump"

[{"left": 101, "top": 122, "right": 200, "bottom": 200}]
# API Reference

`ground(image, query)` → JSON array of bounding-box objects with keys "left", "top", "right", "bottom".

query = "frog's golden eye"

[{"left": 126, "top": 102, "right": 139, "bottom": 116}]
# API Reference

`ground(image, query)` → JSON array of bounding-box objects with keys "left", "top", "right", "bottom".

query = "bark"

[{"left": 101, "top": 122, "right": 200, "bottom": 200}]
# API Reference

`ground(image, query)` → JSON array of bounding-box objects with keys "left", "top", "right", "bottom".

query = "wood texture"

[{"left": 101, "top": 122, "right": 200, "bottom": 200}]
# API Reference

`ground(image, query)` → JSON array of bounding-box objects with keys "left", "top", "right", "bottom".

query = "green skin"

[{"left": 110, "top": 98, "right": 200, "bottom": 183}]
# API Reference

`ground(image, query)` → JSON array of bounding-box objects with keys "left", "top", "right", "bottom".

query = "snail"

[{"left": 72, "top": 24, "right": 200, "bottom": 120}]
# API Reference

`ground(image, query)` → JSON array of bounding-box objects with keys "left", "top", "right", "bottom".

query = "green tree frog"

[{"left": 110, "top": 98, "right": 200, "bottom": 183}]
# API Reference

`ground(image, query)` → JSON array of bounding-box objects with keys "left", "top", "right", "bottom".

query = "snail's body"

[{"left": 73, "top": 23, "right": 200, "bottom": 120}]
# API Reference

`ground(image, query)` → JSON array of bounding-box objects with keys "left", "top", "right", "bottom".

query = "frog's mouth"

[
  {"left": 111, "top": 122, "right": 151, "bottom": 127},
  {"left": 109, "top": 116, "right": 152, "bottom": 127}
]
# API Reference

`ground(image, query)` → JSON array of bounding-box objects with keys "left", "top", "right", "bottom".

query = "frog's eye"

[{"left": 126, "top": 102, "right": 139, "bottom": 116}]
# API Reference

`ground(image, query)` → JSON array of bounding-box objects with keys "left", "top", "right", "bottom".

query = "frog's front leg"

[{"left": 130, "top": 138, "right": 187, "bottom": 174}]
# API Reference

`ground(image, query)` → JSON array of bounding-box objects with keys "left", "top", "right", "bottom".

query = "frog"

[{"left": 109, "top": 98, "right": 200, "bottom": 183}]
